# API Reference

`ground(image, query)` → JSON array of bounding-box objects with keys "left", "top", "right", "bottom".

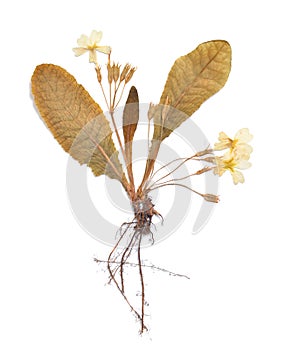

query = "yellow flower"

[
  {"left": 214, "top": 128, "right": 253, "bottom": 160},
  {"left": 73, "top": 30, "right": 111, "bottom": 64},
  {"left": 214, "top": 151, "right": 251, "bottom": 185}
]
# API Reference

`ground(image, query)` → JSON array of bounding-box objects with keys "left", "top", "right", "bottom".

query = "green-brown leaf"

[
  {"left": 154, "top": 40, "right": 231, "bottom": 141},
  {"left": 122, "top": 86, "right": 139, "bottom": 185},
  {"left": 31, "top": 64, "right": 128, "bottom": 188},
  {"left": 138, "top": 40, "right": 231, "bottom": 193}
]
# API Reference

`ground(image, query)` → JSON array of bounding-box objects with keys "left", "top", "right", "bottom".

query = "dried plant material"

[
  {"left": 156, "top": 40, "right": 231, "bottom": 141},
  {"left": 214, "top": 128, "right": 253, "bottom": 157},
  {"left": 31, "top": 31, "right": 252, "bottom": 334},
  {"left": 138, "top": 40, "right": 231, "bottom": 192},
  {"left": 72, "top": 30, "right": 111, "bottom": 64},
  {"left": 31, "top": 64, "right": 128, "bottom": 188},
  {"left": 213, "top": 129, "right": 252, "bottom": 184},
  {"left": 123, "top": 86, "right": 139, "bottom": 186}
]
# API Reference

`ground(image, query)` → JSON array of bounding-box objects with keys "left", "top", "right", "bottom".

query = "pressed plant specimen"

[{"left": 31, "top": 30, "right": 252, "bottom": 333}]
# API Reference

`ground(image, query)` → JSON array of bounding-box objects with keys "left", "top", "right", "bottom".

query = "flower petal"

[
  {"left": 236, "top": 159, "right": 251, "bottom": 170},
  {"left": 235, "top": 128, "right": 253, "bottom": 143},
  {"left": 90, "top": 30, "right": 102, "bottom": 45},
  {"left": 96, "top": 45, "right": 112, "bottom": 54},
  {"left": 88, "top": 49, "right": 97, "bottom": 63},
  {"left": 221, "top": 150, "right": 233, "bottom": 161},
  {"left": 213, "top": 166, "right": 226, "bottom": 176},
  {"left": 213, "top": 157, "right": 227, "bottom": 176},
  {"left": 231, "top": 170, "right": 245, "bottom": 184},
  {"left": 72, "top": 47, "right": 88, "bottom": 56},
  {"left": 218, "top": 131, "right": 230, "bottom": 141},
  {"left": 235, "top": 143, "right": 253, "bottom": 160},
  {"left": 214, "top": 131, "right": 231, "bottom": 150},
  {"left": 77, "top": 34, "right": 89, "bottom": 47}
]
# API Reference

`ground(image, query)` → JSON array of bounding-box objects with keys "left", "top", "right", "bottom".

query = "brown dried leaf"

[
  {"left": 153, "top": 40, "right": 232, "bottom": 141},
  {"left": 122, "top": 86, "right": 139, "bottom": 185},
  {"left": 138, "top": 40, "right": 231, "bottom": 193},
  {"left": 31, "top": 64, "right": 128, "bottom": 188}
]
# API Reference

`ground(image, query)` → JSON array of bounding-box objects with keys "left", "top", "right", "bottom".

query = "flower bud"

[
  {"left": 147, "top": 103, "right": 155, "bottom": 121},
  {"left": 113, "top": 63, "right": 120, "bottom": 82},
  {"left": 202, "top": 156, "right": 216, "bottom": 163},
  {"left": 95, "top": 66, "right": 102, "bottom": 83},
  {"left": 196, "top": 149, "right": 213, "bottom": 157},
  {"left": 120, "top": 64, "right": 131, "bottom": 82},
  {"left": 125, "top": 67, "right": 136, "bottom": 84},
  {"left": 196, "top": 167, "right": 211, "bottom": 175},
  {"left": 107, "top": 63, "right": 113, "bottom": 83},
  {"left": 202, "top": 193, "right": 220, "bottom": 203}
]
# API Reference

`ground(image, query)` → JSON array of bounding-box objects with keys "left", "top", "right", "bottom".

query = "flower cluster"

[
  {"left": 73, "top": 30, "right": 136, "bottom": 112},
  {"left": 106, "top": 62, "right": 136, "bottom": 85},
  {"left": 213, "top": 128, "right": 253, "bottom": 184}
]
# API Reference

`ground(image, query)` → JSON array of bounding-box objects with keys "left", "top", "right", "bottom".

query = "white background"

[{"left": 1, "top": 0, "right": 285, "bottom": 349}]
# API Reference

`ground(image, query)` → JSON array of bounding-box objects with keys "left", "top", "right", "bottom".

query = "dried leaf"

[
  {"left": 31, "top": 64, "right": 128, "bottom": 188},
  {"left": 122, "top": 86, "right": 139, "bottom": 185},
  {"left": 138, "top": 40, "right": 231, "bottom": 193},
  {"left": 154, "top": 40, "right": 231, "bottom": 141}
]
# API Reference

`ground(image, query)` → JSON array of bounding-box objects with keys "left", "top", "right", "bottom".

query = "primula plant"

[{"left": 31, "top": 30, "right": 252, "bottom": 334}]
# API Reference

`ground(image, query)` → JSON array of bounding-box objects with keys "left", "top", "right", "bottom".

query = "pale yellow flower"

[
  {"left": 214, "top": 151, "right": 251, "bottom": 185},
  {"left": 73, "top": 30, "right": 111, "bottom": 64},
  {"left": 214, "top": 128, "right": 253, "bottom": 160}
]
